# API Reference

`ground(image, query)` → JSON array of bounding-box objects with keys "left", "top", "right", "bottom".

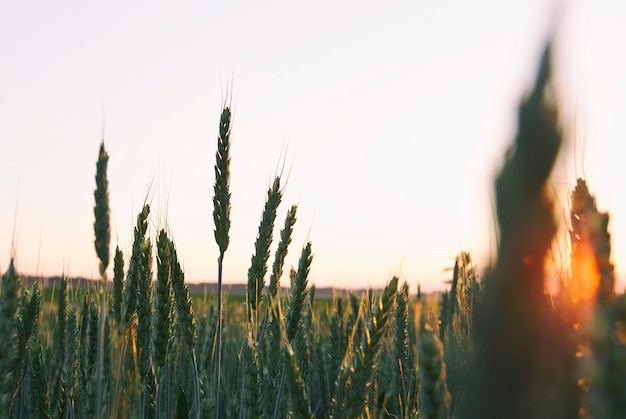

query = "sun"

[
  {"left": 569, "top": 236, "right": 601, "bottom": 305},
  {"left": 566, "top": 178, "right": 613, "bottom": 306}
]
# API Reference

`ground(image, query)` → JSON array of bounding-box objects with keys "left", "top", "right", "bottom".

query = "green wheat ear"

[
  {"left": 285, "top": 242, "right": 313, "bottom": 343},
  {"left": 112, "top": 246, "right": 124, "bottom": 327},
  {"left": 213, "top": 106, "right": 232, "bottom": 256},
  {"left": 247, "top": 176, "right": 282, "bottom": 314},
  {"left": 268, "top": 205, "right": 297, "bottom": 302},
  {"left": 121, "top": 204, "right": 150, "bottom": 331},
  {"left": 94, "top": 141, "right": 111, "bottom": 277}
]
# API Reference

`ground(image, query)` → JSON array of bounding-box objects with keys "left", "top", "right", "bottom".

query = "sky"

[{"left": 1, "top": 0, "right": 626, "bottom": 292}]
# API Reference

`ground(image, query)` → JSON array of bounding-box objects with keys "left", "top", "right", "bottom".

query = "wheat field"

[{"left": 1, "top": 40, "right": 626, "bottom": 419}]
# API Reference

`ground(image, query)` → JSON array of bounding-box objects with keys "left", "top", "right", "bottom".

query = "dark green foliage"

[
  {"left": 65, "top": 308, "right": 82, "bottom": 417},
  {"left": 16, "top": 285, "right": 41, "bottom": 383},
  {"left": 295, "top": 292, "right": 313, "bottom": 383},
  {"left": 438, "top": 291, "right": 449, "bottom": 342},
  {"left": 333, "top": 276, "right": 398, "bottom": 419},
  {"left": 102, "top": 312, "right": 113, "bottom": 417},
  {"left": 588, "top": 294, "right": 626, "bottom": 418},
  {"left": 309, "top": 333, "right": 330, "bottom": 417},
  {"left": 283, "top": 342, "right": 313, "bottom": 418},
  {"left": 327, "top": 295, "right": 345, "bottom": 401},
  {"left": 346, "top": 292, "right": 361, "bottom": 350},
  {"left": 29, "top": 337, "right": 50, "bottom": 419},
  {"left": 54, "top": 277, "right": 68, "bottom": 350},
  {"left": 13, "top": 279, "right": 433, "bottom": 418},
  {"left": 0, "top": 260, "right": 20, "bottom": 413},
  {"left": 239, "top": 340, "right": 261, "bottom": 418},
  {"left": 199, "top": 310, "right": 216, "bottom": 417},
  {"left": 6, "top": 284, "right": 41, "bottom": 416},
  {"left": 419, "top": 325, "right": 450, "bottom": 419},
  {"left": 177, "top": 387, "right": 189, "bottom": 419},
  {"left": 87, "top": 300, "right": 99, "bottom": 380},
  {"left": 112, "top": 246, "right": 124, "bottom": 327},
  {"left": 170, "top": 240, "right": 200, "bottom": 418},
  {"left": 443, "top": 253, "right": 479, "bottom": 415},
  {"left": 1, "top": 258, "right": 20, "bottom": 322},
  {"left": 260, "top": 304, "right": 283, "bottom": 418},
  {"left": 86, "top": 299, "right": 99, "bottom": 416},
  {"left": 78, "top": 295, "right": 90, "bottom": 398}
]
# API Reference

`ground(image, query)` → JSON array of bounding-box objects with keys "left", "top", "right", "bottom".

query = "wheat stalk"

[
  {"left": 65, "top": 308, "right": 81, "bottom": 416},
  {"left": 136, "top": 228, "right": 155, "bottom": 417},
  {"left": 15, "top": 285, "right": 41, "bottom": 393},
  {"left": 212, "top": 105, "right": 232, "bottom": 419},
  {"left": 94, "top": 140, "right": 111, "bottom": 419},
  {"left": 419, "top": 324, "right": 450, "bottom": 419},
  {"left": 239, "top": 339, "right": 262, "bottom": 418},
  {"left": 283, "top": 341, "right": 313, "bottom": 418},
  {"left": 0, "top": 260, "right": 20, "bottom": 414},
  {"left": 50, "top": 276, "right": 68, "bottom": 416},
  {"left": 391, "top": 281, "right": 411, "bottom": 417},
  {"left": 29, "top": 337, "right": 50, "bottom": 418},
  {"left": 154, "top": 230, "right": 173, "bottom": 419},
  {"left": 171, "top": 240, "right": 200, "bottom": 418},
  {"left": 466, "top": 41, "right": 571, "bottom": 418}
]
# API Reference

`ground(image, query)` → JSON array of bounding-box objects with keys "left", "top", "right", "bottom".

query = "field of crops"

[{"left": 2, "top": 41, "right": 626, "bottom": 419}]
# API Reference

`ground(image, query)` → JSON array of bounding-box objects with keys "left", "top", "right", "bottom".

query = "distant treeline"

[{"left": 21, "top": 275, "right": 415, "bottom": 300}]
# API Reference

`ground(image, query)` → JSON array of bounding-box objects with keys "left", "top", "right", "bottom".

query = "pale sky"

[{"left": 1, "top": 1, "right": 625, "bottom": 292}]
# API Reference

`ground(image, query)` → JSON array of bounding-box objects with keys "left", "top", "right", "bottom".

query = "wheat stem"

[
  {"left": 213, "top": 105, "right": 232, "bottom": 419},
  {"left": 94, "top": 140, "right": 110, "bottom": 419}
]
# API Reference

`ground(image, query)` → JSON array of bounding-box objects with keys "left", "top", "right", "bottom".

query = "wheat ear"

[{"left": 247, "top": 176, "right": 282, "bottom": 318}]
